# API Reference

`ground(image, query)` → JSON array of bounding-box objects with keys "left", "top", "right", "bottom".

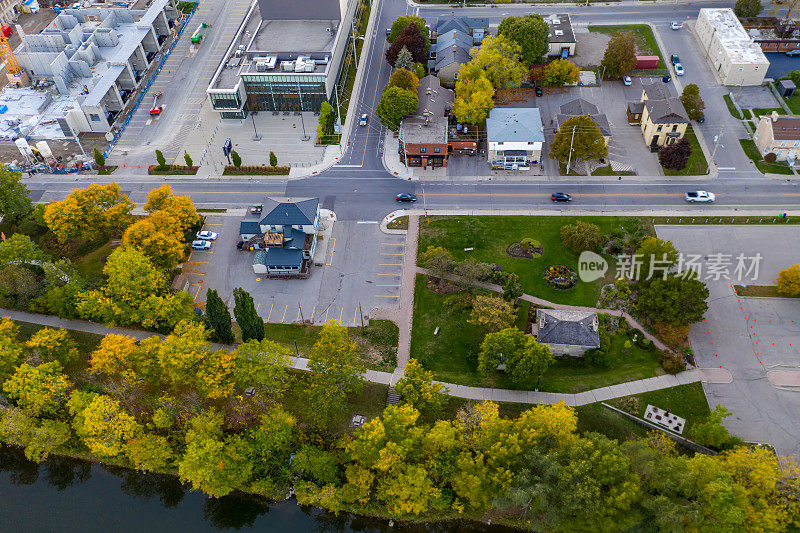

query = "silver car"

[{"left": 191, "top": 240, "right": 212, "bottom": 250}]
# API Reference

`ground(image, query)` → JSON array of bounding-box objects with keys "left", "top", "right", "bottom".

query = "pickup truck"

[{"left": 685, "top": 191, "right": 715, "bottom": 203}]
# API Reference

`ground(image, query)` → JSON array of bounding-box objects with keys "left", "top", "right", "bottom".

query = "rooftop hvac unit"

[
  {"left": 281, "top": 61, "right": 295, "bottom": 71},
  {"left": 303, "top": 60, "right": 315, "bottom": 72},
  {"left": 255, "top": 60, "right": 270, "bottom": 71}
]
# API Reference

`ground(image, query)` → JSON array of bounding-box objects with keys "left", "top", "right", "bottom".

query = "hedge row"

[
  {"left": 222, "top": 165, "right": 290, "bottom": 175},
  {"left": 148, "top": 165, "right": 199, "bottom": 175}
]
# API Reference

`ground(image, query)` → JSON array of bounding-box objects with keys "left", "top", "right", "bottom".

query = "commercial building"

[
  {"left": 207, "top": 0, "right": 357, "bottom": 118},
  {"left": 556, "top": 98, "right": 610, "bottom": 145},
  {"left": 754, "top": 112, "right": 800, "bottom": 166},
  {"left": 695, "top": 8, "right": 769, "bottom": 86},
  {"left": 486, "top": 107, "right": 544, "bottom": 170},
  {"left": 545, "top": 14, "right": 575, "bottom": 58},
  {"left": 398, "top": 75, "right": 453, "bottom": 168},
  {"left": 4, "top": 0, "right": 179, "bottom": 137},
  {"left": 531, "top": 309, "right": 600, "bottom": 357},
  {"left": 629, "top": 83, "right": 689, "bottom": 150}
]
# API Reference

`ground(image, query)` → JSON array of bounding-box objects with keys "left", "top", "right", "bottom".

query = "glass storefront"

[
  {"left": 242, "top": 74, "right": 326, "bottom": 112},
  {"left": 209, "top": 91, "right": 242, "bottom": 111}
]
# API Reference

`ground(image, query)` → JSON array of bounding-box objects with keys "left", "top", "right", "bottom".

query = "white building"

[
  {"left": 5, "top": 0, "right": 179, "bottom": 137},
  {"left": 695, "top": 8, "right": 769, "bottom": 86},
  {"left": 486, "top": 107, "right": 544, "bottom": 170}
]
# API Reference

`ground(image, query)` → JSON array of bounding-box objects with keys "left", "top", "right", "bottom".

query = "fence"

[{"left": 103, "top": 2, "right": 199, "bottom": 159}]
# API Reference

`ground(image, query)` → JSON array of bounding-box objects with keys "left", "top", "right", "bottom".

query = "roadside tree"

[
  {"left": 386, "top": 23, "right": 427, "bottom": 65},
  {"left": 394, "top": 46, "right": 415, "bottom": 72},
  {"left": 43, "top": 182, "right": 135, "bottom": 243},
  {"left": 395, "top": 359, "right": 449, "bottom": 418},
  {"left": 388, "top": 68, "right": 420, "bottom": 93},
  {"left": 0, "top": 168, "right": 32, "bottom": 224},
  {"left": 734, "top": 0, "right": 762, "bottom": 17},
  {"left": 636, "top": 274, "right": 709, "bottom": 326},
  {"left": 600, "top": 31, "right": 637, "bottom": 78},
  {"left": 233, "top": 287, "right": 265, "bottom": 342},
  {"left": 387, "top": 15, "right": 430, "bottom": 53},
  {"left": 143, "top": 184, "right": 199, "bottom": 230},
  {"left": 560, "top": 220, "right": 603, "bottom": 253},
  {"left": 25, "top": 327, "right": 78, "bottom": 366},
  {"left": 776, "top": 264, "right": 800, "bottom": 296},
  {"left": 549, "top": 115, "right": 607, "bottom": 171},
  {"left": 541, "top": 59, "right": 580, "bottom": 86},
  {"left": 497, "top": 14, "right": 549, "bottom": 66},
  {"left": 376, "top": 85, "right": 418, "bottom": 132},
  {"left": 122, "top": 210, "right": 184, "bottom": 269},
  {"left": 680, "top": 84, "right": 705, "bottom": 121},
  {"left": 658, "top": 139, "right": 692, "bottom": 171}
]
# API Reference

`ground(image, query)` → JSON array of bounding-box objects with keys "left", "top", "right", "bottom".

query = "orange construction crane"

[{"left": 0, "top": 34, "right": 19, "bottom": 74}]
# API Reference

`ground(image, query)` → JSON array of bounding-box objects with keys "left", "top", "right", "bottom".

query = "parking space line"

[
  {"left": 354, "top": 306, "right": 358, "bottom": 325},
  {"left": 267, "top": 303, "right": 274, "bottom": 321},
  {"left": 205, "top": 223, "right": 224, "bottom": 226},
  {"left": 378, "top": 263, "right": 403, "bottom": 266},
  {"left": 324, "top": 306, "right": 330, "bottom": 322},
  {"left": 256, "top": 303, "right": 260, "bottom": 313},
  {"left": 311, "top": 305, "right": 316, "bottom": 322},
  {"left": 281, "top": 305, "right": 288, "bottom": 323},
  {"left": 296, "top": 307, "right": 301, "bottom": 321},
  {"left": 376, "top": 273, "right": 399, "bottom": 276},
  {"left": 381, "top": 242, "right": 405, "bottom": 246},
  {"left": 339, "top": 307, "right": 343, "bottom": 321},
  {"left": 193, "top": 284, "right": 202, "bottom": 300},
  {"left": 375, "top": 295, "right": 398, "bottom": 298},
  {"left": 326, "top": 238, "right": 336, "bottom": 266},
  {"left": 193, "top": 261, "right": 209, "bottom": 264}
]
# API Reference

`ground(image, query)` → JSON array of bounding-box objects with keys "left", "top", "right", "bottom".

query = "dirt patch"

[
  {"left": 573, "top": 31, "right": 611, "bottom": 68},
  {"left": 506, "top": 241, "right": 543, "bottom": 259},
  {"left": 426, "top": 278, "right": 466, "bottom": 295}
]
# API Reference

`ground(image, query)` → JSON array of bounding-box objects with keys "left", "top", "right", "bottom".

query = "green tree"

[
  {"left": 0, "top": 318, "right": 22, "bottom": 381},
  {"left": 386, "top": 23, "right": 427, "bottom": 65},
  {"left": 155, "top": 149, "right": 167, "bottom": 170},
  {"left": 549, "top": 115, "right": 608, "bottom": 171},
  {"left": 419, "top": 246, "right": 453, "bottom": 286},
  {"left": 507, "top": 337, "right": 554, "bottom": 385},
  {"left": 376, "top": 85, "right": 418, "bottom": 132},
  {"left": 395, "top": 359, "right": 449, "bottom": 418},
  {"left": 636, "top": 274, "right": 709, "bottom": 326},
  {"left": 93, "top": 147, "right": 106, "bottom": 167},
  {"left": 680, "top": 83, "right": 705, "bottom": 121},
  {"left": 691, "top": 405, "right": 740, "bottom": 449},
  {"left": 248, "top": 406, "right": 296, "bottom": 492},
  {"left": 231, "top": 150, "right": 242, "bottom": 168},
  {"left": 204, "top": 288, "right": 234, "bottom": 343},
  {"left": 601, "top": 31, "right": 637, "bottom": 78},
  {"left": 502, "top": 272, "right": 523, "bottom": 301},
  {"left": 305, "top": 321, "right": 365, "bottom": 428},
  {"left": 126, "top": 433, "right": 174, "bottom": 472},
  {"left": 232, "top": 339, "right": 291, "bottom": 394},
  {"left": 452, "top": 70, "right": 495, "bottom": 125},
  {"left": 478, "top": 327, "right": 527, "bottom": 376},
  {"left": 0, "top": 234, "right": 49, "bottom": 266},
  {"left": 388, "top": 67, "right": 420, "bottom": 93},
  {"left": 233, "top": 287, "right": 264, "bottom": 342},
  {"left": 734, "top": 0, "right": 762, "bottom": 17},
  {"left": 178, "top": 410, "right": 253, "bottom": 497},
  {"left": 292, "top": 444, "right": 339, "bottom": 485},
  {"left": 387, "top": 15, "right": 430, "bottom": 53},
  {"left": 468, "top": 295, "right": 516, "bottom": 332},
  {"left": 25, "top": 327, "right": 78, "bottom": 366},
  {"left": 0, "top": 168, "right": 32, "bottom": 224},
  {"left": 470, "top": 35, "right": 527, "bottom": 88},
  {"left": 0, "top": 407, "right": 71, "bottom": 462},
  {"left": 3, "top": 361, "right": 70, "bottom": 417},
  {"left": 269, "top": 151, "right": 277, "bottom": 167},
  {"left": 183, "top": 151, "right": 193, "bottom": 167},
  {"left": 635, "top": 237, "right": 679, "bottom": 281},
  {"left": 393, "top": 46, "right": 415, "bottom": 72},
  {"left": 541, "top": 58, "right": 580, "bottom": 86},
  {"left": 560, "top": 220, "right": 603, "bottom": 253},
  {"left": 776, "top": 264, "right": 800, "bottom": 296},
  {"left": 497, "top": 14, "right": 549, "bottom": 66}
]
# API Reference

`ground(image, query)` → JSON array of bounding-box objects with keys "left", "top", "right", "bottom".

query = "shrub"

[
  {"left": 584, "top": 348, "right": 609, "bottom": 367},
  {"left": 443, "top": 292, "right": 474, "bottom": 313},
  {"left": 560, "top": 221, "right": 603, "bottom": 252},
  {"left": 183, "top": 151, "right": 193, "bottom": 167},
  {"left": 155, "top": 149, "right": 167, "bottom": 170},
  {"left": 658, "top": 139, "right": 692, "bottom": 171},
  {"left": 269, "top": 151, "right": 278, "bottom": 167},
  {"left": 657, "top": 350, "right": 686, "bottom": 373},
  {"left": 764, "top": 152, "right": 777, "bottom": 163},
  {"left": 231, "top": 150, "right": 242, "bottom": 167},
  {"left": 93, "top": 147, "right": 105, "bottom": 167}
]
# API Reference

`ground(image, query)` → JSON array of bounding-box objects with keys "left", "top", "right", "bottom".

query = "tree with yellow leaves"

[
  {"left": 395, "top": 358, "right": 449, "bottom": 419},
  {"left": 3, "top": 361, "right": 71, "bottom": 417},
  {"left": 122, "top": 210, "right": 185, "bottom": 269},
  {"left": 89, "top": 333, "right": 149, "bottom": 384},
  {"left": 43, "top": 182, "right": 135, "bottom": 243},
  {"left": 144, "top": 184, "right": 200, "bottom": 230},
  {"left": 25, "top": 327, "right": 79, "bottom": 366},
  {"left": 68, "top": 391, "right": 141, "bottom": 457},
  {"left": 0, "top": 317, "right": 22, "bottom": 381}
]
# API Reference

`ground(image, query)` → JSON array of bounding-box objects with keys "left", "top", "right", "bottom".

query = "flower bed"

[
  {"left": 542, "top": 264, "right": 577, "bottom": 290},
  {"left": 222, "top": 165, "right": 290, "bottom": 175},
  {"left": 148, "top": 165, "right": 199, "bottom": 175},
  {"left": 506, "top": 239, "right": 543, "bottom": 259}
]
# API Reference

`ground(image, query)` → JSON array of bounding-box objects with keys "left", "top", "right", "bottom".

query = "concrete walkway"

[{"left": 1, "top": 305, "right": 725, "bottom": 406}]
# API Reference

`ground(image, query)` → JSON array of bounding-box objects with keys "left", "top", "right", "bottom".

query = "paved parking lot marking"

[
  {"left": 281, "top": 305, "right": 288, "bottom": 323},
  {"left": 376, "top": 273, "right": 399, "bottom": 276},
  {"left": 324, "top": 306, "right": 330, "bottom": 322},
  {"left": 381, "top": 242, "right": 405, "bottom": 246},
  {"left": 193, "top": 261, "right": 209, "bottom": 264},
  {"left": 379, "top": 263, "right": 403, "bottom": 266},
  {"left": 326, "top": 238, "right": 336, "bottom": 266},
  {"left": 193, "top": 284, "right": 202, "bottom": 300},
  {"left": 256, "top": 303, "right": 260, "bottom": 313},
  {"left": 354, "top": 307, "right": 358, "bottom": 325},
  {"left": 376, "top": 284, "right": 401, "bottom": 287},
  {"left": 311, "top": 305, "right": 316, "bottom": 322},
  {"left": 296, "top": 307, "right": 301, "bottom": 321},
  {"left": 193, "top": 250, "right": 214, "bottom": 255},
  {"left": 206, "top": 223, "right": 224, "bottom": 226},
  {"left": 267, "top": 303, "right": 274, "bottom": 321},
  {"left": 380, "top": 252, "right": 405, "bottom": 256},
  {"left": 339, "top": 307, "right": 343, "bottom": 321}
]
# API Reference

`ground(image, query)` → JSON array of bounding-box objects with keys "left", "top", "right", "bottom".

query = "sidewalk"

[{"left": 0, "top": 307, "right": 723, "bottom": 406}]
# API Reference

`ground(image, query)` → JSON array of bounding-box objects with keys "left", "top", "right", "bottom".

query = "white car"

[
  {"left": 623, "top": 76, "right": 632, "bottom": 86},
  {"left": 674, "top": 63, "right": 684, "bottom": 76},
  {"left": 671, "top": 21, "right": 681, "bottom": 30},
  {"left": 685, "top": 191, "right": 715, "bottom": 203},
  {"left": 196, "top": 231, "right": 218, "bottom": 240},
  {"left": 191, "top": 240, "right": 212, "bottom": 250},
  {"left": 359, "top": 114, "right": 368, "bottom": 127}
]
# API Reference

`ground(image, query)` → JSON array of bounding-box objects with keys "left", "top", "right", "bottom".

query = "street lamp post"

[
  {"left": 299, "top": 112, "right": 310, "bottom": 141},
  {"left": 251, "top": 113, "right": 261, "bottom": 141},
  {"left": 535, "top": 374, "right": 541, "bottom": 392}
]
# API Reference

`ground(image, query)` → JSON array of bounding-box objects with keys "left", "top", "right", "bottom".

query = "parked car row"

[
  {"left": 395, "top": 192, "right": 716, "bottom": 203},
  {"left": 191, "top": 230, "right": 219, "bottom": 250}
]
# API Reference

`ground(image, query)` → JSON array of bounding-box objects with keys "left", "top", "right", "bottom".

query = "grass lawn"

[
  {"left": 96, "top": 166, "right": 117, "bottom": 175},
  {"left": 723, "top": 94, "right": 742, "bottom": 119},
  {"left": 411, "top": 275, "right": 664, "bottom": 392},
  {"left": 742, "top": 108, "right": 753, "bottom": 120},
  {"left": 591, "top": 165, "right": 632, "bottom": 176},
  {"left": 734, "top": 284, "right": 795, "bottom": 298},
  {"left": 387, "top": 216, "right": 408, "bottom": 230},
  {"left": 73, "top": 240, "right": 118, "bottom": 282},
  {"left": 587, "top": 24, "right": 664, "bottom": 68},
  {"left": 739, "top": 138, "right": 795, "bottom": 175},
  {"left": 786, "top": 95, "right": 800, "bottom": 114},
  {"left": 663, "top": 127, "right": 709, "bottom": 176},
  {"left": 418, "top": 215, "right": 649, "bottom": 307},
  {"left": 752, "top": 108, "right": 785, "bottom": 119}
]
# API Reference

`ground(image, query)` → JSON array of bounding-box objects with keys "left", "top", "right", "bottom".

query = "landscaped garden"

[
  {"left": 418, "top": 215, "right": 651, "bottom": 307},
  {"left": 662, "top": 127, "right": 709, "bottom": 176},
  {"left": 739, "top": 138, "right": 794, "bottom": 175}
]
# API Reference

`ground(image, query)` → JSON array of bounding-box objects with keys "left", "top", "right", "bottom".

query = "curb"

[{"left": 380, "top": 210, "right": 409, "bottom": 234}]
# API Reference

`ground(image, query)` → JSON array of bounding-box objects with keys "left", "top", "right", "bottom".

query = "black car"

[
  {"left": 551, "top": 193, "right": 572, "bottom": 202},
  {"left": 662, "top": 75, "right": 671, "bottom": 83},
  {"left": 697, "top": 112, "right": 706, "bottom": 123},
  {"left": 534, "top": 85, "right": 543, "bottom": 97},
  {"left": 395, "top": 193, "right": 417, "bottom": 202}
]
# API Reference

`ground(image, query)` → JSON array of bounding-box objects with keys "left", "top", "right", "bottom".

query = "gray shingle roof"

[
  {"left": 435, "top": 45, "right": 470, "bottom": 71},
  {"left": 535, "top": 309, "right": 601, "bottom": 348},
  {"left": 435, "top": 30, "right": 473, "bottom": 54},
  {"left": 545, "top": 13, "right": 575, "bottom": 44},
  {"left": 239, "top": 221, "right": 262, "bottom": 235},
  {"left": 486, "top": 108, "right": 545, "bottom": 144},
  {"left": 643, "top": 82, "right": 671, "bottom": 102},
  {"left": 259, "top": 198, "right": 318, "bottom": 226},
  {"left": 432, "top": 16, "right": 489, "bottom": 35},
  {"left": 254, "top": 247, "right": 304, "bottom": 268},
  {"left": 557, "top": 98, "right": 611, "bottom": 137},
  {"left": 644, "top": 97, "right": 689, "bottom": 124}
]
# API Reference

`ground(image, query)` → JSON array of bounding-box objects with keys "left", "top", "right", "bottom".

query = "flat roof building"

[
  {"left": 545, "top": 14, "right": 575, "bottom": 58},
  {"left": 5, "top": 0, "right": 178, "bottom": 136},
  {"left": 695, "top": 8, "right": 769, "bottom": 86},
  {"left": 207, "top": 0, "right": 357, "bottom": 118}
]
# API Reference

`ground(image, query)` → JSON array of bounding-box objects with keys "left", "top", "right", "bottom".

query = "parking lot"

[
  {"left": 656, "top": 225, "right": 800, "bottom": 459},
  {"left": 183, "top": 215, "right": 404, "bottom": 326}
]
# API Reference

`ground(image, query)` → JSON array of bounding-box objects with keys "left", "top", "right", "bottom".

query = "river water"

[{"left": 0, "top": 446, "right": 517, "bottom": 532}]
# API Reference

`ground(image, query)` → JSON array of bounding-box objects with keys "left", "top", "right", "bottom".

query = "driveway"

[
  {"left": 186, "top": 215, "right": 404, "bottom": 326},
  {"left": 656, "top": 225, "right": 800, "bottom": 460}
]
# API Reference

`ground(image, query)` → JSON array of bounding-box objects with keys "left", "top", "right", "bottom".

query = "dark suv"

[{"left": 551, "top": 193, "right": 572, "bottom": 202}]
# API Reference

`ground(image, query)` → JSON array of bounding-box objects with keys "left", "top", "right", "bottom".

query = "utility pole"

[
  {"left": 710, "top": 128, "right": 724, "bottom": 164},
  {"left": 422, "top": 185, "right": 428, "bottom": 221},
  {"left": 358, "top": 302, "right": 365, "bottom": 334},
  {"left": 351, "top": 21, "right": 359, "bottom": 70},
  {"left": 298, "top": 302, "right": 305, "bottom": 323},
  {"left": 565, "top": 126, "right": 576, "bottom": 174}
]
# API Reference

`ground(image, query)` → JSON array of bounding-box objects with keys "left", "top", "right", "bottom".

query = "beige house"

[
  {"left": 695, "top": 8, "right": 769, "bottom": 86},
  {"left": 631, "top": 83, "right": 689, "bottom": 150},
  {"left": 531, "top": 309, "right": 600, "bottom": 357},
  {"left": 754, "top": 113, "right": 800, "bottom": 165}
]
